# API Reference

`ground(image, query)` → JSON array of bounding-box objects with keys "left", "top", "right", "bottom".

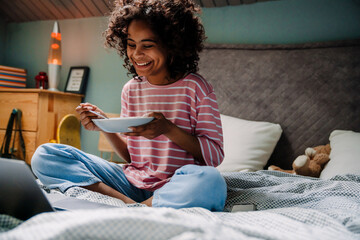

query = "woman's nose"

[{"left": 133, "top": 47, "right": 144, "bottom": 57}]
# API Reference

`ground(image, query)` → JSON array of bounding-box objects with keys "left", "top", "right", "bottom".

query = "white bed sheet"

[{"left": 1, "top": 171, "right": 359, "bottom": 240}]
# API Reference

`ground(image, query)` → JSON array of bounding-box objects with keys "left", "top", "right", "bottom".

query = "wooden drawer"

[
  {"left": 0, "top": 92, "right": 39, "bottom": 132},
  {"left": 0, "top": 89, "right": 83, "bottom": 165},
  {"left": 0, "top": 130, "right": 37, "bottom": 165}
]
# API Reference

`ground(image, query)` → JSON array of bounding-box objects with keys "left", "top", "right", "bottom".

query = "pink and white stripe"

[{"left": 122, "top": 73, "right": 224, "bottom": 191}]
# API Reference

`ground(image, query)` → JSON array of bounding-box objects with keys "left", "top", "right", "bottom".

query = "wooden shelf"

[
  {"left": 0, "top": 89, "right": 83, "bottom": 164},
  {"left": 0, "top": 88, "right": 84, "bottom": 98}
]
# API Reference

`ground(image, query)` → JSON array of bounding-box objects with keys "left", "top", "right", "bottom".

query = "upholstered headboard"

[{"left": 198, "top": 39, "right": 360, "bottom": 169}]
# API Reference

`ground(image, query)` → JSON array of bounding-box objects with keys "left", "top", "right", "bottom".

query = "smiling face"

[{"left": 126, "top": 19, "right": 170, "bottom": 85}]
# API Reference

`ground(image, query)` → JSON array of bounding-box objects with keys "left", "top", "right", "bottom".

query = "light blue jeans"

[{"left": 31, "top": 143, "right": 227, "bottom": 211}]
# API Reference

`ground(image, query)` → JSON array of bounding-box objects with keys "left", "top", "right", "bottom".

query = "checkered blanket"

[{"left": 1, "top": 171, "right": 359, "bottom": 240}]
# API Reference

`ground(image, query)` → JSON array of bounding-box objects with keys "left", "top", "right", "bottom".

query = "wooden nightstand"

[{"left": 0, "top": 89, "right": 83, "bottom": 164}]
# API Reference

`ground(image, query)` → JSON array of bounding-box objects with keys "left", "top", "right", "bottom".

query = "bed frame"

[{"left": 198, "top": 39, "right": 360, "bottom": 169}]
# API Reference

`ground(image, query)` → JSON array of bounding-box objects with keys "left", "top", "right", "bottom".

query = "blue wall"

[
  {"left": 0, "top": 16, "right": 6, "bottom": 64},
  {"left": 203, "top": 0, "right": 360, "bottom": 44},
  {"left": 2, "top": 0, "right": 360, "bottom": 159}
]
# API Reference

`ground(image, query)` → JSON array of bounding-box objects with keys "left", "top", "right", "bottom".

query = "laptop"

[{"left": 0, "top": 158, "right": 117, "bottom": 220}]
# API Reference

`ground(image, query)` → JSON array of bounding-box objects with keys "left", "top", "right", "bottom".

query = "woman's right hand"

[{"left": 75, "top": 103, "right": 107, "bottom": 131}]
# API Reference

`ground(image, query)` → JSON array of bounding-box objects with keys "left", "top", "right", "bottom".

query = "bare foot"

[
  {"left": 141, "top": 196, "right": 153, "bottom": 207},
  {"left": 83, "top": 182, "right": 135, "bottom": 204}
]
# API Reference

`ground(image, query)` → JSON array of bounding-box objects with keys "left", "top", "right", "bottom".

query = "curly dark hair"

[{"left": 104, "top": 0, "right": 206, "bottom": 80}]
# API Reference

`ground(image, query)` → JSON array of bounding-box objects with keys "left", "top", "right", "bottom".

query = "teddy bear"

[{"left": 268, "top": 144, "right": 331, "bottom": 177}]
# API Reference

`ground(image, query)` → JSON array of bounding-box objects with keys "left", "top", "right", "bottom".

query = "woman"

[{"left": 32, "top": 0, "right": 226, "bottom": 211}]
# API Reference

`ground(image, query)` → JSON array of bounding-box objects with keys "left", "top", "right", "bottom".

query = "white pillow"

[
  {"left": 217, "top": 114, "right": 282, "bottom": 172},
  {"left": 320, "top": 130, "right": 360, "bottom": 179}
]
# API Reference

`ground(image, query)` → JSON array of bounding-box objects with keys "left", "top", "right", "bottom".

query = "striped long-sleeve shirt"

[{"left": 121, "top": 73, "right": 224, "bottom": 191}]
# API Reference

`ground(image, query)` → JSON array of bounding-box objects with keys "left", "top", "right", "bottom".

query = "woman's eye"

[
  {"left": 143, "top": 45, "right": 154, "bottom": 49},
  {"left": 127, "top": 44, "right": 136, "bottom": 48}
]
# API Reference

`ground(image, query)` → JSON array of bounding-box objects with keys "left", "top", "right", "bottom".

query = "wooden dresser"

[{"left": 0, "top": 89, "right": 83, "bottom": 164}]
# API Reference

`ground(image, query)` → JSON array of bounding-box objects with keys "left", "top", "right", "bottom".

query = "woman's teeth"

[{"left": 136, "top": 61, "right": 151, "bottom": 66}]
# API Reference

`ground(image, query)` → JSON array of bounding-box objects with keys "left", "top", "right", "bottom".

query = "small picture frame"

[{"left": 64, "top": 66, "right": 90, "bottom": 94}]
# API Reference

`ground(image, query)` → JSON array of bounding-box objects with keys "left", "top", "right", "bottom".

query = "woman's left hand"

[{"left": 123, "top": 112, "right": 173, "bottom": 139}]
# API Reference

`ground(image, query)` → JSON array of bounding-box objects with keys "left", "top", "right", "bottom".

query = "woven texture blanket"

[{"left": 1, "top": 171, "right": 359, "bottom": 240}]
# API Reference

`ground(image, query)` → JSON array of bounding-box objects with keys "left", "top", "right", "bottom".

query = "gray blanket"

[{"left": 1, "top": 171, "right": 359, "bottom": 240}]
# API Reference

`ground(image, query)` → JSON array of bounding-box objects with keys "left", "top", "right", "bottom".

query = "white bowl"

[{"left": 93, "top": 117, "right": 154, "bottom": 133}]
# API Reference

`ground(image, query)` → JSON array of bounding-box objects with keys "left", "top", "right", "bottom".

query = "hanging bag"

[{"left": 0, "top": 109, "right": 26, "bottom": 160}]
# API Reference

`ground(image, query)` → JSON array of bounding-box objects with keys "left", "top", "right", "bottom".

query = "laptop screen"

[{"left": 0, "top": 158, "right": 54, "bottom": 220}]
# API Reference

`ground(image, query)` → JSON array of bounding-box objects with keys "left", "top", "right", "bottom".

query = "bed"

[{"left": 1, "top": 39, "right": 359, "bottom": 240}]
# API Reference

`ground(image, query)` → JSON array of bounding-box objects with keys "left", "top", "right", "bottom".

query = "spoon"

[{"left": 88, "top": 110, "right": 108, "bottom": 119}]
